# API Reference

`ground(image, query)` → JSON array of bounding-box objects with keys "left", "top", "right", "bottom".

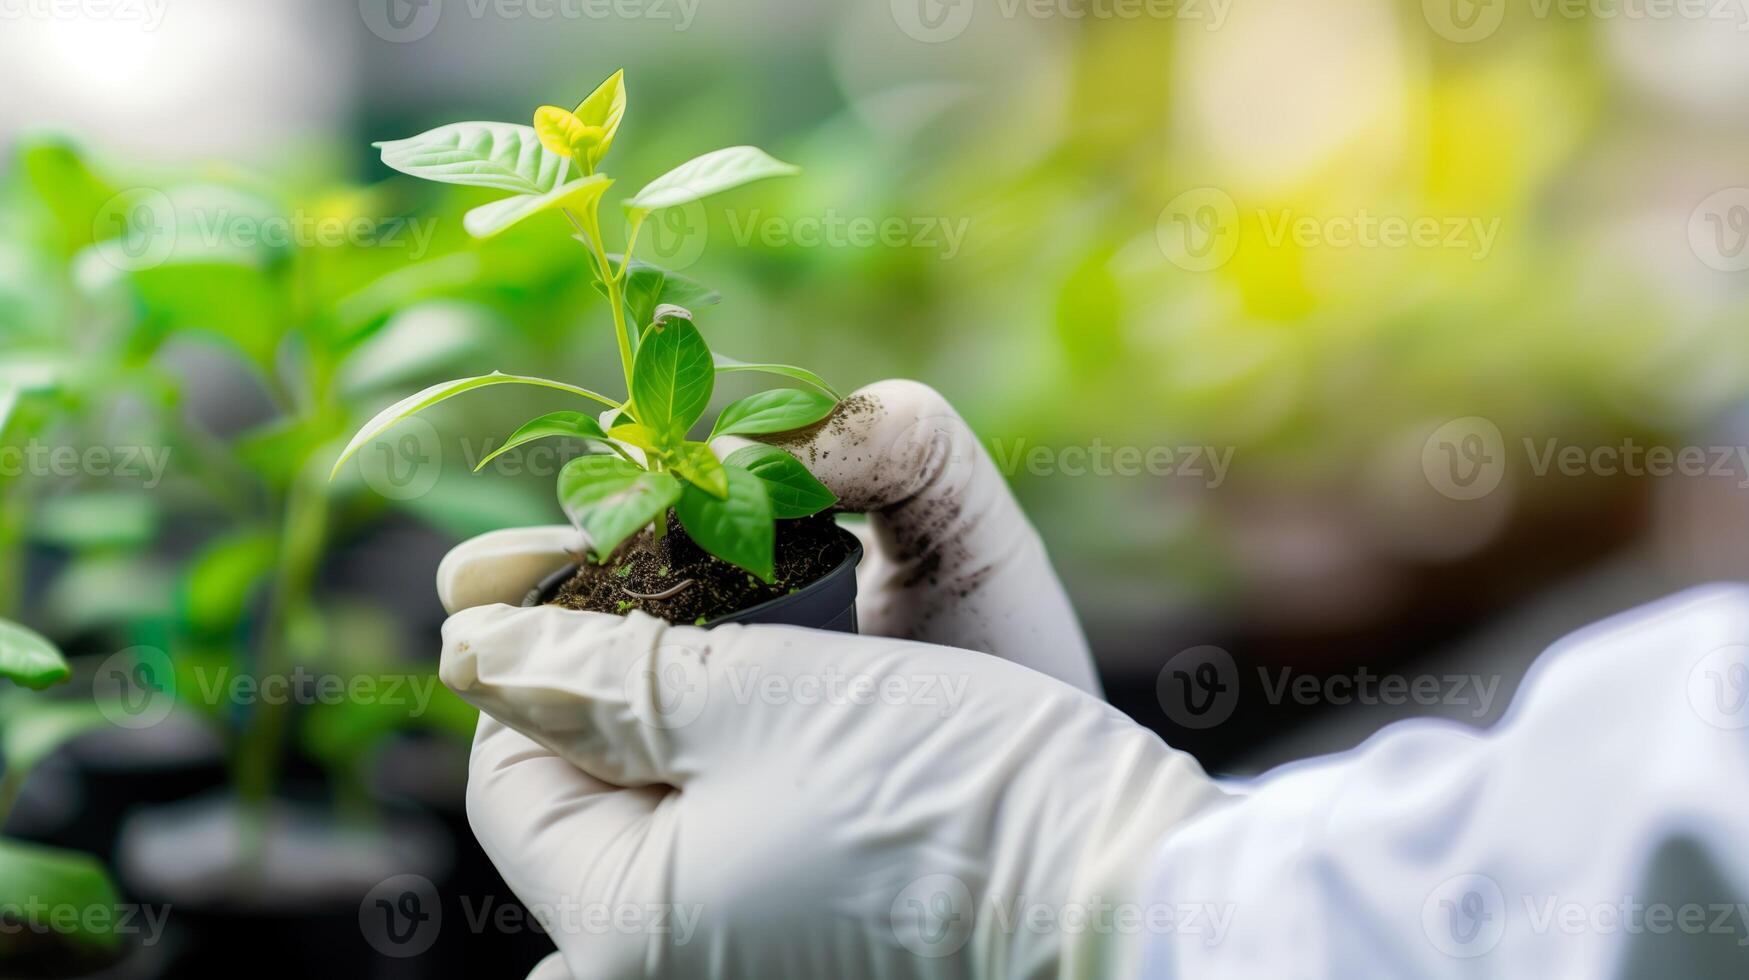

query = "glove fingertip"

[
  {"left": 438, "top": 603, "right": 520, "bottom": 694},
  {"left": 525, "top": 951, "right": 571, "bottom": 980},
  {"left": 437, "top": 525, "right": 584, "bottom": 613}
]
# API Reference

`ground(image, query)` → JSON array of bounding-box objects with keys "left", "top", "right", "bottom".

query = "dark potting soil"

[{"left": 549, "top": 514, "right": 853, "bottom": 624}]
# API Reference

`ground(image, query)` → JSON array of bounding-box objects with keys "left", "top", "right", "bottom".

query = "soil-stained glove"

[
  {"left": 434, "top": 382, "right": 1222, "bottom": 978},
  {"left": 750, "top": 380, "right": 1097, "bottom": 692}
]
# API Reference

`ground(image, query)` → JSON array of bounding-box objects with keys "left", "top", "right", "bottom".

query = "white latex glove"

[{"left": 435, "top": 381, "right": 1225, "bottom": 979}]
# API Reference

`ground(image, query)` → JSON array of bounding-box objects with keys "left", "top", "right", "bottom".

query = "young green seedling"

[
  {"left": 331, "top": 70, "right": 840, "bottom": 583},
  {"left": 0, "top": 619, "right": 126, "bottom": 961}
]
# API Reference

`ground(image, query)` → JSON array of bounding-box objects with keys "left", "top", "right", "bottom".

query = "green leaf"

[
  {"left": 0, "top": 618, "right": 69, "bottom": 690},
  {"left": 20, "top": 137, "right": 116, "bottom": 256},
  {"left": 126, "top": 260, "right": 285, "bottom": 370},
  {"left": 4, "top": 699, "right": 108, "bottom": 777},
  {"left": 474, "top": 411, "right": 611, "bottom": 472},
  {"left": 332, "top": 372, "right": 618, "bottom": 479},
  {"left": 333, "top": 253, "right": 484, "bottom": 332},
  {"left": 671, "top": 442, "right": 728, "bottom": 499},
  {"left": 32, "top": 492, "right": 159, "bottom": 551},
  {"left": 558, "top": 456, "right": 683, "bottom": 561},
  {"left": 0, "top": 351, "right": 68, "bottom": 396},
  {"left": 299, "top": 691, "right": 402, "bottom": 772},
  {"left": 630, "top": 312, "right": 713, "bottom": 443},
  {"left": 181, "top": 530, "right": 276, "bottom": 635},
  {"left": 375, "top": 122, "right": 567, "bottom": 195},
  {"left": 0, "top": 841, "right": 123, "bottom": 953},
  {"left": 606, "top": 422, "right": 663, "bottom": 453},
  {"left": 533, "top": 106, "right": 603, "bottom": 162},
  {"left": 626, "top": 146, "right": 799, "bottom": 213},
  {"left": 712, "top": 353, "right": 840, "bottom": 399},
  {"left": 710, "top": 388, "right": 837, "bottom": 440},
  {"left": 463, "top": 174, "right": 613, "bottom": 238},
  {"left": 42, "top": 556, "right": 173, "bottom": 635},
  {"left": 570, "top": 69, "right": 627, "bottom": 169},
  {"left": 725, "top": 445, "right": 837, "bottom": 519},
  {"left": 238, "top": 412, "right": 343, "bottom": 489},
  {"left": 675, "top": 466, "right": 773, "bottom": 581},
  {"left": 610, "top": 257, "right": 720, "bottom": 335}
]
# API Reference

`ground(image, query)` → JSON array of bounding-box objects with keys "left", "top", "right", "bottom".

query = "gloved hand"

[
  {"left": 436, "top": 381, "right": 1225, "bottom": 979},
  {"left": 441, "top": 379, "right": 1098, "bottom": 691}
]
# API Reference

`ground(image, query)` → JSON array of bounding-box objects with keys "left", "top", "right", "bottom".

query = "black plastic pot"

[
  {"left": 525, "top": 525, "right": 864, "bottom": 632},
  {"left": 116, "top": 792, "right": 455, "bottom": 980}
]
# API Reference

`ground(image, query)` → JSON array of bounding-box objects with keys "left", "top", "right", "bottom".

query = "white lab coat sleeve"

[{"left": 1140, "top": 583, "right": 1749, "bottom": 979}]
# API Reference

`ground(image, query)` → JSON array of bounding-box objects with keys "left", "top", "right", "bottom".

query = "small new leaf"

[
  {"left": 558, "top": 456, "right": 682, "bottom": 562},
  {"left": 474, "top": 412, "right": 611, "bottom": 472},
  {"left": 570, "top": 69, "right": 627, "bottom": 168},
  {"left": 631, "top": 312, "right": 713, "bottom": 443},
  {"left": 606, "top": 422, "right": 664, "bottom": 453},
  {"left": 671, "top": 442, "right": 728, "bottom": 499},
  {"left": 710, "top": 388, "right": 836, "bottom": 440},
  {"left": 626, "top": 146, "right": 799, "bottom": 214},
  {"left": 725, "top": 446, "right": 836, "bottom": 519},
  {"left": 533, "top": 106, "right": 604, "bottom": 162},
  {"left": 675, "top": 466, "right": 774, "bottom": 581}
]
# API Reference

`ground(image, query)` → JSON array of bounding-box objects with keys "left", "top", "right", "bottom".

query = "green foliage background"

[{"left": 2, "top": 0, "right": 1748, "bottom": 837}]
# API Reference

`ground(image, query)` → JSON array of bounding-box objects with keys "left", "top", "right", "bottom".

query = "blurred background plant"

[
  {"left": 4, "top": 0, "right": 1749, "bottom": 975},
  {"left": 0, "top": 623, "right": 124, "bottom": 977}
]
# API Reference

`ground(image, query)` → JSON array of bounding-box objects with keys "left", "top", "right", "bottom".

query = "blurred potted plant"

[
  {"left": 0, "top": 621, "right": 129, "bottom": 979},
  {"left": 4, "top": 135, "right": 507, "bottom": 976}
]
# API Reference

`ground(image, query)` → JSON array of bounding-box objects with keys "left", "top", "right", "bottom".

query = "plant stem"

[
  {"left": 234, "top": 460, "right": 329, "bottom": 867},
  {"left": 620, "top": 212, "right": 647, "bottom": 283},
  {"left": 561, "top": 208, "right": 594, "bottom": 258},
  {"left": 565, "top": 207, "right": 637, "bottom": 396}
]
